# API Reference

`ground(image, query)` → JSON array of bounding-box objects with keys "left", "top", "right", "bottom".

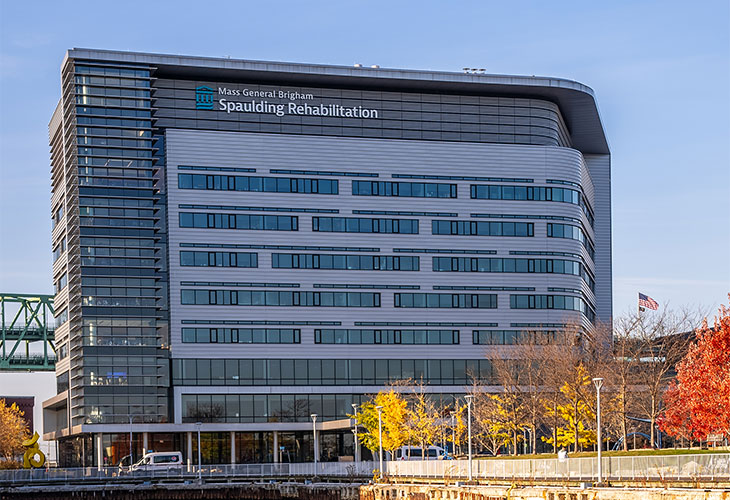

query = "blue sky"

[{"left": 0, "top": 0, "right": 728, "bottom": 318}]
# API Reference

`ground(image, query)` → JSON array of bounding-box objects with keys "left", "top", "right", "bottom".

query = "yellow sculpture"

[{"left": 22, "top": 431, "right": 46, "bottom": 468}]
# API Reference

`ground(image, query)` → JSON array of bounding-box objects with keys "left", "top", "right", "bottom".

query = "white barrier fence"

[{"left": 0, "top": 454, "right": 728, "bottom": 485}]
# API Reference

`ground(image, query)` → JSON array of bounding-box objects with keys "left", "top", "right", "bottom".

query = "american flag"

[{"left": 638, "top": 293, "right": 659, "bottom": 310}]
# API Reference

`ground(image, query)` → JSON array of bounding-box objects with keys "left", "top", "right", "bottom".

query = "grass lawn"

[{"left": 471, "top": 448, "right": 729, "bottom": 460}]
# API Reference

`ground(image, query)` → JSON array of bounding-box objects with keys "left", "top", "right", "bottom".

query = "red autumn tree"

[{"left": 659, "top": 297, "right": 730, "bottom": 441}]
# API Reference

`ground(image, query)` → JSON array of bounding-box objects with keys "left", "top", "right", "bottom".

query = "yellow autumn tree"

[
  {"left": 541, "top": 364, "right": 596, "bottom": 452},
  {"left": 352, "top": 388, "right": 408, "bottom": 458},
  {"left": 0, "top": 399, "right": 28, "bottom": 464},
  {"left": 448, "top": 402, "right": 467, "bottom": 454},
  {"left": 406, "top": 390, "right": 441, "bottom": 458},
  {"left": 489, "top": 392, "right": 528, "bottom": 455}
]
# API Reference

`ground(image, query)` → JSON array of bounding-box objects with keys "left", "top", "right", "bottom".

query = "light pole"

[
  {"left": 451, "top": 411, "right": 456, "bottom": 457},
  {"left": 592, "top": 377, "right": 604, "bottom": 485},
  {"left": 376, "top": 405, "right": 384, "bottom": 475},
  {"left": 195, "top": 422, "right": 202, "bottom": 485},
  {"left": 351, "top": 404, "right": 359, "bottom": 463},
  {"left": 128, "top": 415, "right": 133, "bottom": 468},
  {"left": 311, "top": 414, "right": 318, "bottom": 473},
  {"left": 465, "top": 395, "right": 473, "bottom": 481}
]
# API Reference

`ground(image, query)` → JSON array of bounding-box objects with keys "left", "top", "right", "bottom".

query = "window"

[
  {"left": 352, "top": 180, "right": 457, "bottom": 198},
  {"left": 432, "top": 220, "right": 533, "bottom": 237},
  {"left": 173, "top": 358, "right": 501, "bottom": 388},
  {"left": 510, "top": 294, "right": 595, "bottom": 323},
  {"left": 313, "top": 217, "right": 418, "bottom": 234},
  {"left": 182, "top": 328, "right": 300, "bottom": 344},
  {"left": 179, "top": 213, "right": 297, "bottom": 231},
  {"left": 180, "top": 251, "right": 258, "bottom": 268},
  {"left": 547, "top": 223, "right": 595, "bottom": 260},
  {"left": 394, "top": 293, "right": 497, "bottom": 309},
  {"left": 178, "top": 174, "right": 338, "bottom": 194},
  {"left": 273, "top": 253, "right": 419, "bottom": 271},
  {"left": 315, "top": 329, "right": 459, "bottom": 345},
  {"left": 471, "top": 184, "right": 595, "bottom": 227},
  {"left": 181, "top": 289, "right": 381, "bottom": 308},
  {"left": 472, "top": 330, "right": 560, "bottom": 345}
]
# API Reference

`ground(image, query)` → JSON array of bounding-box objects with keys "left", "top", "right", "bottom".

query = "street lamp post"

[
  {"left": 128, "top": 415, "right": 133, "bottom": 468},
  {"left": 195, "top": 422, "right": 202, "bottom": 485},
  {"left": 376, "top": 405, "right": 384, "bottom": 475},
  {"left": 451, "top": 412, "right": 456, "bottom": 457},
  {"left": 465, "top": 395, "right": 473, "bottom": 481},
  {"left": 311, "top": 414, "right": 318, "bottom": 474},
  {"left": 592, "top": 377, "right": 604, "bottom": 485},
  {"left": 351, "top": 404, "right": 359, "bottom": 463}
]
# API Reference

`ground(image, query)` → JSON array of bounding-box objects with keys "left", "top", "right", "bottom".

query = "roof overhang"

[{"left": 66, "top": 48, "right": 610, "bottom": 155}]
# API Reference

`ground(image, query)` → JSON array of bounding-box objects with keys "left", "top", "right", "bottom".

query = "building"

[
  {"left": 43, "top": 49, "right": 611, "bottom": 467},
  {"left": 2, "top": 396, "right": 34, "bottom": 432}
]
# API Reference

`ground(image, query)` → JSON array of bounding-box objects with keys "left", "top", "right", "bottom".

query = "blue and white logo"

[{"left": 195, "top": 86, "right": 214, "bottom": 110}]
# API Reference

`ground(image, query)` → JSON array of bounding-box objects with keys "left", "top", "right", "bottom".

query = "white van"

[
  {"left": 394, "top": 445, "right": 448, "bottom": 460},
  {"left": 130, "top": 451, "right": 183, "bottom": 472}
]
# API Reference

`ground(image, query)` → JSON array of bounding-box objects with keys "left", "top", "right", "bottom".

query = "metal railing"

[{"left": 0, "top": 454, "right": 727, "bottom": 486}]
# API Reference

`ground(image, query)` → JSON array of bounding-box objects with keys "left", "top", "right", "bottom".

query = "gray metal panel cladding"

[
  {"left": 584, "top": 154, "right": 612, "bottom": 326},
  {"left": 165, "top": 129, "right": 606, "bottom": 360}
]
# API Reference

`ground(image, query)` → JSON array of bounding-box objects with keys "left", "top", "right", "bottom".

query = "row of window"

[
  {"left": 80, "top": 207, "right": 154, "bottom": 217},
  {"left": 432, "top": 220, "right": 534, "bottom": 237},
  {"left": 76, "top": 106, "right": 150, "bottom": 118},
  {"left": 179, "top": 213, "right": 298, "bottom": 231},
  {"left": 471, "top": 184, "right": 595, "bottom": 227},
  {"left": 75, "top": 85, "right": 150, "bottom": 98},
  {"left": 394, "top": 293, "right": 497, "bottom": 309},
  {"left": 472, "top": 330, "right": 560, "bottom": 345},
  {"left": 312, "top": 216, "right": 419, "bottom": 234},
  {"left": 171, "top": 358, "right": 498, "bottom": 386},
  {"left": 547, "top": 223, "right": 596, "bottom": 259},
  {"left": 181, "top": 393, "right": 372, "bottom": 422},
  {"left": 79, "top": 197, "right": 154, "bottom": 208},
  {"left": 82, "top": 246, "right": 154, "bottom": 257},
  {"left": 272, "top": 253, "right": 419, "bottom": 271},
  {"left": 351, "top": 180, "right": 457, "bottom": 198},
  {"left": 432, "top": 256, "right": 580, "bottom": 275},
  {"left": 315, "top": 329, "right": 459, "bottom": 345},
  {"left": 182, "top": 328, "right": 300, "bottom": 344},
  {"left": 75, "top": 75, "right": 151, "bottom": 87},
  {"left": 174, "top": 215, "right": 596, "bottom": 259},
  {"left": 181, "top": 290, "right": 381, "bottom": 307},
  {"left": 178, "top": 174, "right": 338, "bottom": 194},
  {"left": 180, "top": 251, "right": 258, "bottom": 268},
  {"left": 75, "top": 65, "right": 150, "bottom": 77},
  {"left": 510, "top": 294, "right": 595, "bottom": 322},
  {"left": 179, "top": 289, "right": 594, "bottom": 317},
  {"left": 471, "top": 184, "right": 579, "bottom": 203}
]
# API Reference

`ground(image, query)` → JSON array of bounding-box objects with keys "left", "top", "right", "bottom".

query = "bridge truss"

[{"left": 0, "top": 293, "right": 56, "bottom": 371}]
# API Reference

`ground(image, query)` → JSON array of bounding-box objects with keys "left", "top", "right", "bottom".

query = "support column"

[
  {"left": 142, "top": 432, "right": 148, "bottom": 454},
  {"left": 95, "top": 433, "right": 103, "bottom": 471},
  {"left": 230, "top": 431, "right": 236, "bottom": 465},
  {"left": 187, "top": 432, "right": 193, "bottom": 472},
  {"left": 273, "top": 431, "right": 279, "bottom": 463}
]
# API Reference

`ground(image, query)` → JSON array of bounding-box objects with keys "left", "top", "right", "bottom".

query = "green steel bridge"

[{"left": 0, "top": 293, "right": 56, "bottom": 371}]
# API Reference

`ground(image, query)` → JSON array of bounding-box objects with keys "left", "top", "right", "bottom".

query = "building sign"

[{"left": 196, "top": 85, "right": 379, "bottom": 119}]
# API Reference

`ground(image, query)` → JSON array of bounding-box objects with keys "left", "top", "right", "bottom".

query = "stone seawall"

[
  {"left": 3, "top": 482, "right": 728, "bottom": 500},
  {"left": 0, "top": 482, "right": 361, "bottom": 500},
  {"left": 360, "top": 484, "right": 730, "bottom": 500}
]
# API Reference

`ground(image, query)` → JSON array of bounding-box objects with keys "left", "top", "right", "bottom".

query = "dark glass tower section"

[{"left": 53, "top": 56, "right": 169, "bottom": 464}]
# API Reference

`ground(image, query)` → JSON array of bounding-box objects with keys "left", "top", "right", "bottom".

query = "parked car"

[
  {"left": 130, "top": 452, "right": 183, "bottom": 472},
  {"left": 394, "top": 445, "right": 449, "bottom": 460}
]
